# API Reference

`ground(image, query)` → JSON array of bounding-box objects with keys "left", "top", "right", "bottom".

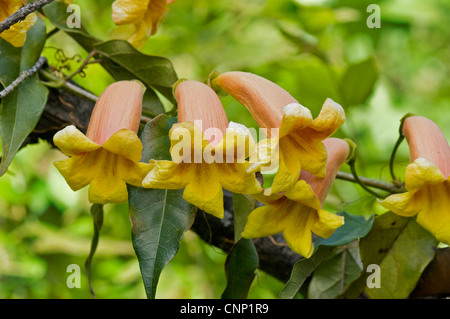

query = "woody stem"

[{"left": 0, "top": 0, "right": 55, "bottom": 34}]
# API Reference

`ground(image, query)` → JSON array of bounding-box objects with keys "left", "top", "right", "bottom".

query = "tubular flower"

[
  {"left": 0, "top": 0, "right": 37, "bottom": 47},
  {"left": 111, "top": 0, "right": 174, "bottom": 48},
  {"left": 53, "top": 81, "right": 152, "bottom": 204},
  {"left": 212, "top": 71, "right": 345, "bottom": 195},
  {"left": 142, "top": 80, "right": 263, "bottom": 219},
  {"left": 379, "top": 116, "right": 450, "bottom": 244},
  {"left": 242, "top": 138, "right": 348, "bottom": 258}
]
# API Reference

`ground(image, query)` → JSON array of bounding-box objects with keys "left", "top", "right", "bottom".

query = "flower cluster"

[
  {"left": 53, "top": 73, "right": 349, "bottom": 258},
  {"left": 52, "top": 72, "right": 450, "bottom": 257}
]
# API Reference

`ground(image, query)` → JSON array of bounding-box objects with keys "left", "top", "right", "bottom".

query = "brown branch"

[
  {"left": 27, "top": 82, "right": 450, "bottom": 298},
  {"left": 0, "top": 0, "right": 55, "bottom": 34}
]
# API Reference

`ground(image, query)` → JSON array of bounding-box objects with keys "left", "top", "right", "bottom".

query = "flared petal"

[
  {"left": 265, "top": 137, "right": 305, "bottom": 195},
  {"left": 286, "top": 131, "right": 328, "bottom": 178},
  {"left": 247, "top": 138, "right": 279, "bottom": 174},
  {"left": 143, "top": 0, "right": 168, "bottom": 35},
  {"left": 303, "top": 98, "right": 346, "bottom": 141},
  {"left": 214, "top": 162, "right": 262, "bottom": 195},
  {"left": 284, "top": 180, "right": 321, "bottom": 211},
  {"left": 0, "top": 12, "right": 37, "bottom": 47},
  {"left": 102, "top": 128, "right": 143, "bottom": 162},
  {"left": 283, "top": 206, "right": 318, "bottom": 258},
  {"left": 415, "top": 180, "right": 450, "bottom": 244},
  {"left": 89, "top": 174, "right": 128, "bottom": 204},
  {"left": 111, "top": 0, "right": 150, "bottom": 25},
  {"left": 378, "top": 192, "right": 419, "bottom": 217},
  {"left": 241, "top": 202, "right": 290, "bottom": 239},
  {"left": 404, "top": 158, "right": 446, "bottom": 192},
  {"left": 169, "top": 122, "right": 210, "bottom": 163},
  {"left": 311, "top": 209, "right": 345, "bottom": 239},
  {"left": 182, "top": 166, "right": 225, "bottom": 218},
  {"left": 53, "top": 125, "right": 100, "bottom": 156},
  {"left": 278, "top": 103, "right": 313, "bottom": 138},
  {"left": 212, "top": 122, "right": 256, "bottom": 163},
  {"left": 54, "top": 151, "right": 102, "bottom": 191},
  {"left": 142, "top": 160, "right": 193, "bottom": 189}
]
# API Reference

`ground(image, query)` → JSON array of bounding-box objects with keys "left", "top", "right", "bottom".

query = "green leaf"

[
  {"left": 341, "top": 57, "right": 379, "bottom": 107},
  {"left": 221, "top": 193, "right": 259, "bottom": 299},
  {"left": 0, "top": 18, "right": 48, "bottom": 176},
  {"left": 232, "top": 193, "right": 256, "bottom": 242},
  {"left": 315, "top": 212, "right": 374, "bottom": 248},
  {"left": 128, "top": 115, "right": 196, "bottom": 299},
  {"left": 307, "top": 245, "right": 363, "bottom": 299},
  {"left": 339, "top": 212, "right": 437, "bottom": 299},
  {"left": 43, "top": 2, "right": 173, "bottom": 114},
  {"left": 222, "top": 239, "right": 259, "bottom": 299},
  {"left": 42, "top": 1, "right": 100, "bottom": 52},
  {"left": 279, "top": 246, "right": 337, "bottom": 299},
  {"left": 94, "top": 40, "right": 178, "bottom": 106}
]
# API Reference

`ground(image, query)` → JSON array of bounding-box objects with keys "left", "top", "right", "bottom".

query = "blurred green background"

[{"left": 1, "top": 0, "right": 449, "bottom": 298}]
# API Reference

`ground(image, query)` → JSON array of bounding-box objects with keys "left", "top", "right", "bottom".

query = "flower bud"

[
  {"left": 212, "top": 71, "right": 298, "bottom": 133},
  {"left": 402, "top": 116, "right": 450, "bottom": 177},
  {"left": 175, "top": 80, "right": 229, "bottom": 146},
  {"left": 86, "top": 81, "right": 143, "bottom": 145}
]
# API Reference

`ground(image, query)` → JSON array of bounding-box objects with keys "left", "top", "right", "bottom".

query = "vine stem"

[
  {"left": 0, "top": 56, "right": 48, "bottom": 99},
  {"left": 0, "top": 0, "right": 55, "bottom": 34},
  {"left": 39, "top": 68, "right": 99, "bottom": 102},
  {"left": 336, "top": 171, "right": 405, "bottom": 195}
]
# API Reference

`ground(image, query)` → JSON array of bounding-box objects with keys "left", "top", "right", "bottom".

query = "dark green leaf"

[
  {"left": 221, "top": 193, "right": 259, "bottom": 299},
  {"left": 232, "top": 193, "right": 256, "bottom": 242},
  {"left": 279, "top": 246, "right": 337, "bottom": 299},
  {"left": 0, "top": 18, "right": 48, "bottom": 176},
  {"left": 222, "top": 239, "right": 259, "bottom": 299},
  {"left": 43, "top": 2, "right": 173, "bottom": 115},
  {"left": 94, "top": 40, "right": 178, "bottom": 105},
  {"left": 341, "top": 57, "right": 379, "bottom": 107},
  {"left": 315, "top": 212, "right": 374, "bottom": 248},
  {"left": 128, "top": 115, "right": 196, "bottom": 299}
]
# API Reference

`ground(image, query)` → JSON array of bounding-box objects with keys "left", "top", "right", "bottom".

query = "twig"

[
  {"left": 0, "top": 0, "right": 55, "bottom": 34},
  {"left": 0, "top": 56, "right": 47, "bottom": 99},
  {"left": 64, "top": 50, "right": 101, "bottom": 83},
  {"left": 39, "top": 68, "right": 99, "bottom": 102},
  {"left": 336, "top": 171, "right": 405, "bottom": 194}
]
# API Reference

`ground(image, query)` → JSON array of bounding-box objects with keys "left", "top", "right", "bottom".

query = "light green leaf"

[
  {"left": 128, "top": 115, "right": 196, "bottom": 299},
  {"left": 339, "top": 212, "right": 437, "bottom": 299},
  {"left": 341, "top": 57, "right": 379, "bottom": 107},
  {"left": 0, "top": 18, "right": 48, "bottom": 176}
]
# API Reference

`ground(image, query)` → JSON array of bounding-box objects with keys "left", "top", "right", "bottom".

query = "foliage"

[{"left": 0, "top": 0, "right": 449, "bottom": 299}]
